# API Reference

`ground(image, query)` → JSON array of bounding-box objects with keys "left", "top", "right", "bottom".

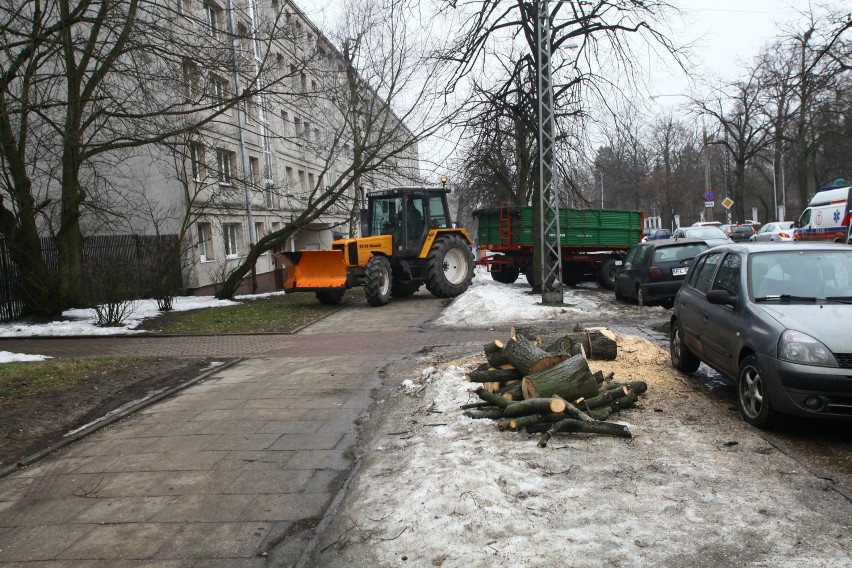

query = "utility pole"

[{"left": 536, "top": 0, "right": 563, "bottom": 304}]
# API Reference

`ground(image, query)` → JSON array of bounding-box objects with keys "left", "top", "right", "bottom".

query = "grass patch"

[
  {"left": 137, "top": 289, "right": 365, "bottom": 334},
  {"left": 0, "top": 357, "right": 159, "bottom": 406}
]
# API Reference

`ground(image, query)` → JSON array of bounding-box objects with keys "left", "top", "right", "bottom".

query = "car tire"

[
  {"left": 491, "top": 265, "right": 520, "bottom": 284},
  {"left": 315, "top": 289, "right": 344, "bottom": 305},
  {"left": 737, "top": 354, "right": 775, "bottom": 429},
  {"left": 614, "top": 283, "right": 625, "bottom": 301},
  {"left": 661, "top": 298, "right": 674, "bottom": 309},
  {"left": 670, "top": 320, "right": 700, "bottom": 373}
]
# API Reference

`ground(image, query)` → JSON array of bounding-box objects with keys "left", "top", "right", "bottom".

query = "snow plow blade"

[{"left": 276, "top": 250, "right": 348, "bottom": 291}]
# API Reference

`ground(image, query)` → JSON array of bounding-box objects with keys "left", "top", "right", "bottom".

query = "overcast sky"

[{"left": 293, "top": 1, "right": 844, "bottom": 177}]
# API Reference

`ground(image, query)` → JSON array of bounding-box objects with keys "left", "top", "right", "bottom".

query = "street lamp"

[{"left": 440, "top": 176, "right": 448, "bottom": 190}]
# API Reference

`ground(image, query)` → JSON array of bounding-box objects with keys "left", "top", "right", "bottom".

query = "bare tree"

[
  {"left": 0, "top": 0, "right": 295, "bottom": 315},
  {"left": 214, "top": 0, "right": 458, "bottom": 299}
]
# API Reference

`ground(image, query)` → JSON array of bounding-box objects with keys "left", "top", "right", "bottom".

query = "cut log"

[
  {"left": 496, "top": 380, "right": 523, "bottom": 401},
  {"left": 474, "top": 386, "right": 511, "bottom": 409},
  {"left": 503, "top": 397, "right": 566, "bottom": 418},
  {"left": 521, "top": 353, "right": 599, "bottom": 402},
  {"left": 537, "top": 418, "right": 632, "bottom": 447},
  {"left": 464, "top": 409, "right": 505, "bottom": 420},
  {"left": 577, "top": 381, "right": 647, "bottom": 411},
  {"left": 483, "top": 340, "right": 506, "bottom": 368},
  {"left": 466, "top": 367, "right": 523, "bottom": 383},
  {"left": 459, "top": 402, "right": 496, "bottom": 410},
  {"left": 545, "top": 330, "right": 617, "bottom": 361},
  {"left": 502, "top": 333, "right": 569, "bottom": 375}
]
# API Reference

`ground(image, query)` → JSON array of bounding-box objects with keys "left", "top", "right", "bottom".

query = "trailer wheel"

[
  {"left": 316, "top": 289, "right": 344, "bottom": 305},
  {"left": 364, "top": 255, "right": 392, "bottom": 306},
  {"left": 425, "top": 234, "right": 475, "bottom": 298},
  {"left": 491, "top": 265, "right": 520, "bottom": 284},
  {"left": 596, "top": 258, "right": 619, "bottom": 290}
]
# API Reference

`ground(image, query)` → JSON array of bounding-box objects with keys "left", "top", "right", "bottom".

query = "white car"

[{"left": 749, "top": 221, "right": 796, "bottom": 242}]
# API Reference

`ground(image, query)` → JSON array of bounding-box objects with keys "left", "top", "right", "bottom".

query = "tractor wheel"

[
  {"left": 425, "top": 234, "right": 475, "bottom": 298},
  {"left": 315, "top": 289, "right": 344, "bottom": 305},
  {"left": 391, "top": 280, "right": 421, "bottom": 297},
  {"left": 364, "top": 255, "right": 392, "bottom": 306},
  {"left": 491, "top": 266, "right": 520, "bottom": 284}
]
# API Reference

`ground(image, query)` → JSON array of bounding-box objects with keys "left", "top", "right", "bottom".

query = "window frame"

[
  {"left": 216, "top": 148, "right": 234, "bottom": 184},
  {"left": 223, "top": 223, "right": 241, "bottom": 258},
  {"left": 197, "top": 222, "right": 214, "bottom": 261}
]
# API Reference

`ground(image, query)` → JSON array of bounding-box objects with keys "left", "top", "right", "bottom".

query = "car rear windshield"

[
  {"left": 750, "top": 250, "right": 852, "bottom": 300},
  {"left": 653, "top": 243, "right": 709, "bottom": 263}
]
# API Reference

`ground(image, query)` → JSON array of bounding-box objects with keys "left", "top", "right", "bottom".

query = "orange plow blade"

[{"left": 275, "top": 250, "right": 348, "bottom": 291}]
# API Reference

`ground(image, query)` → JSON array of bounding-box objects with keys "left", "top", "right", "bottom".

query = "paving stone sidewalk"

[{"left": 0, "top": 295, "right": 499, "bottom": 567}]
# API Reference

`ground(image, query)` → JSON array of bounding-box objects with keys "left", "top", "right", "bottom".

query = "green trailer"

[{"left": 473, "top": 205, "right": 644, "bottom": 289}]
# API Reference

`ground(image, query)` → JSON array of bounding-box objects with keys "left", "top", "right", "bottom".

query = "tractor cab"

[{"left": 366, "top": 187, "right": 452, "bottom": 256}]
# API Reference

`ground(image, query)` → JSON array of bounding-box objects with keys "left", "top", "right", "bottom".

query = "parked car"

[
  {"left": 720, "top": 224, "right": 755, "bottom": 242},
  {"left": 749, "top": 221, "right": 797, "bottom": 242},
  {"left": 670, "top": 242, "right": 852, "bottom": 428},
  {"left": 614, "top": 238, "right": 710, "bottom": 308},
  {"left": 671, "top": 226, "right": 733, "bottom": 248},
  {"left": 692, "top": 221, "right": 722, "bottom": 227},
  {"left": 642, "top": 228, "right": 672, "bottom": 242}
]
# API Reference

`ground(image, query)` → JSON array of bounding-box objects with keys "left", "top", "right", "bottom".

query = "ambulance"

[{"left": 794, "top": 180, "right": 852, "bottom": 244}]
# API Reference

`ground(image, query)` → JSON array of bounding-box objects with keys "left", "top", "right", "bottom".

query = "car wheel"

[
  {"left": 661, "top": 298, "right": 674, "bottom": 309},
  {"left": 636, "top": 285, "right": 647, "bottom": 306},
  {"left": 737, "top": 354, "right": 775, "bottom": 429},
  {"left": 614, "top": 283, "right": 625, "bottom": 301},
  {"left": 670, "top": 320, "right": 700, "bottom": 373}
]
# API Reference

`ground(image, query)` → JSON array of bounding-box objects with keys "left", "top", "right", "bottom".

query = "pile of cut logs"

[{"left": 462, "top": 327, "right": 646, "bottom": 448}]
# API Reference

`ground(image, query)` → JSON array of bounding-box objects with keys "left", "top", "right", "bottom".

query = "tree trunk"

[
  {"left": 521, "top": 353, "right": 599, "bottom": 401},
  {"left": 483, "top": 340, "right": 506, "bottom": 367},
  {"left": 502, "top": 333, "right": 568, "bottom": 375},
  {"left": 466, "top": 367, "right": 522, "bottom": 383},
  {"left": 503, "top": 397, "right": 566, "bottom": 418}
]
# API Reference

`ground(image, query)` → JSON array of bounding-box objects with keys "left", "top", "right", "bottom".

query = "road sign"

[
  {"left": 704, "top": 201, "right": 715, "bottom": 208},
  {"left": 703, "top": 190, "right": 715, "bottom": 202},
  {"left": 722, "top": 197, "right": 734, "bottom": 209}
]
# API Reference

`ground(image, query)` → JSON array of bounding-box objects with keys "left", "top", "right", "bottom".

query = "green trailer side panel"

[{"left": 476, "top": 206, "right": 642, "bottom": 248}]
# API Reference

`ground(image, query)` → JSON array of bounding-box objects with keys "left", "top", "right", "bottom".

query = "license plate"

[{"left": 672, "top": 267, "right": 688, "bottom": 276}]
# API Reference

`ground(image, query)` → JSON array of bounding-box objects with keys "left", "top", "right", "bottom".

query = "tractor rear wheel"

[
  {"left": 364, "top": 255, "right": 392, "bottom": 306},
  {"left": 425, "top": 234, "right": 474, "bottom": 298}
]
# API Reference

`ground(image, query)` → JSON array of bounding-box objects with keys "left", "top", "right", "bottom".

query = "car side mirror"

[{"left": 706, "top": 289, "right": 736, "bottom": 306}]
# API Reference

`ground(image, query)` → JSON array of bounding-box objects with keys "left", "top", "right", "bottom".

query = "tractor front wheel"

[
  {"left": 425, "top": 235, "right": 475, "bottom": 298},
  {"left": 364, "top": 255, "right": 392, "bottom": 306}
]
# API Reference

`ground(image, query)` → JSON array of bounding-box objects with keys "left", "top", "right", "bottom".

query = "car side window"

[
  {"left": 711, "top": 253, "right": 741, "bottom": 296},
  {"left": 623, "top": 246, "right": 639, "bottom": 269},
  {"left": 634, "top": 246, "right": 650, "bottom": 266},
  {"left": 688, "top": 252, "right": 722, "bottom": 294}
]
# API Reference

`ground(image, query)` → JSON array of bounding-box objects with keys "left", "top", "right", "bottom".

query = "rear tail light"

[
  {"left": 778, "top": 232, "right": 791, "bottom": 239},
  {"left": 648, "top": 265, "right": 662, "bottom": 279}
]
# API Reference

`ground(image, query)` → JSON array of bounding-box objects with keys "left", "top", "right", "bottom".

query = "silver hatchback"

[{"left": 670, "top": 243, "right": 852, "bottom": 428}]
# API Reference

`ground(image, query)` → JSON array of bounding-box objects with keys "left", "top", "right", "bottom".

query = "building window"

[
  {"left": 216, "top": 148, "right": 234, "bottom": 184},
  {"left": 285, "top": 166, "right": 294, "bottom": 190},
  {"left": 210, "top": 75, "right": 227, "bottom": 110},
  {"left": 223, "top": 223, "right": 241, "bottom": 257},
  {"left": 293, "top": 116, "right": 301, "bottom": 140},
  {"left": 249, "top": 156, "right": 260, "bottom": 187},
  {"left": 245, "top": 94, "right": 256, "bottom": 121},
  {"left": 182, "top": 59, "right": 199, "bottom": 101},
  {"left": 298, "top": 170, "right": 306, "bottom": 192},
  {"left": 197, "top": 222, "right": 214, "bottom": 261},
  {"left": 203, "top": 2, "right": 222, "bottom": 37},
  {"left": 280, "top": 110, "right": 289, "bottom": 136},
  {"left": 189, "top": 142, "right": 204, "bottom": 181},
  {"left": 255, "top": 221, "right": 265, "bottom": 247}
]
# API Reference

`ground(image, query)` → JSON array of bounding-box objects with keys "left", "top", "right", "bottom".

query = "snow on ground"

[
  {"left": 433, "top": 267, "right": 619, "bottom": 327},
  {"left": 314, "top": 336, "right": 852, "bottom": 568}
]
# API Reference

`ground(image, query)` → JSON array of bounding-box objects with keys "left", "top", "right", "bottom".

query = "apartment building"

[{"left": 96, "top": 0, "right": 420, "bottom": 295}]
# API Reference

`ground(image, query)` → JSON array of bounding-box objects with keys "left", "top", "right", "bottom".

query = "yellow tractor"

[{"left": 277, "top": 186, "right": 475, "bottom": 306}]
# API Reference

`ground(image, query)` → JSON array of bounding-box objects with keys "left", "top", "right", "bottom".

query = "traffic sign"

[
  {"left": 722, "top": 197, "right": 734, "bottom": 209},
  {"left": 703, "top": 190, "right": 715, "bottom": 202},
  {"left": 704, "top": 201, "right": 715, "bottom": 208}
]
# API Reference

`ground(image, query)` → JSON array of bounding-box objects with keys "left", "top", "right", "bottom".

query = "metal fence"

[{"left": 0, "top": 234, "right": 183, "bottom": 322}]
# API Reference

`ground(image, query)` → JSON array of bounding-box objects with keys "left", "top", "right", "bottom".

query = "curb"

[{"left": 0, "top": 357, "right": 243, "bottom": 479}]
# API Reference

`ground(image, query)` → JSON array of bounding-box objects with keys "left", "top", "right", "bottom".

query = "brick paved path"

[{"left": 0, "top": 294, "right": 500, "bottom": 567}]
